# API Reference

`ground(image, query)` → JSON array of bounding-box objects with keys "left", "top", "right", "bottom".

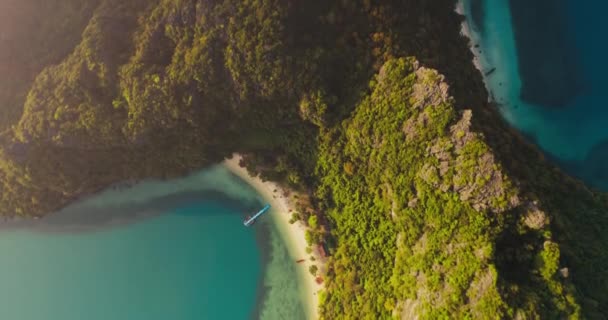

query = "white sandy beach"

[
  {"left": 456, "top": 1, "right": 483, "bottom": 72},
  {"left": 223, "top": 154, "right": 323, "bottom": 320}
]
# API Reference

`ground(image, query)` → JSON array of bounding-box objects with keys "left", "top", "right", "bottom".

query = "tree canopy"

[{"left": 0, "top": 0, "right": 606, "bottom": 318}]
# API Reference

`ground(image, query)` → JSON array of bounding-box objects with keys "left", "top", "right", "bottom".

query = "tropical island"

[{"left": 0, "top": 0, "right": 607, "bottom": 319}]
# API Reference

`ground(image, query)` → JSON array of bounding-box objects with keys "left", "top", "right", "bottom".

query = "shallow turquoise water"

[
  {"left": 0, "top": 165, "right": 306, "bottom": 320},
  {"left": 461, "top": 0, "right": 608, "bottom": 189},
  {"left": 0, "top": 202, "right": 261, "bottom": 319}
]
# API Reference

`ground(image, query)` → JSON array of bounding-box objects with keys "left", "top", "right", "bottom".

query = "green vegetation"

[
  {"left": 0, "top": 0, "right": 101, "bottom": 131},
  {"left": 309, "top": 265, "right": 319, "bottom": 276},
  {"left": 0, "top": 0, "right": 607, "bottom": 319},
  {"left": 314, "top": 59, "right": 579, "bottom": 319}
]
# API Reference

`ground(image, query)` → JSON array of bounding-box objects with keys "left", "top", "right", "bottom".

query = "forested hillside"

[
  {"left": 0, "top": 0, "right": 100, "bottom": 130},
  {"left": 315, "top": 58, "right": 580, "bottom": 319},
  {"left": 0, "top": 0, "right": 607, "bottom": 318}
]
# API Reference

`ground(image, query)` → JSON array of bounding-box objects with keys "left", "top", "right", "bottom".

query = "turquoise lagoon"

[
  {"left": 460, "top": 0, "right": 608, "bottom": 189},
  {"left": 0, "top": 165, "right": 306, "bottom": 320}
]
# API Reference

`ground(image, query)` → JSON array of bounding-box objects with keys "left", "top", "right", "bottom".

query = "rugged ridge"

[
  {"left": 314, "top": 58, "right": 579, "bottom": 319},
  {"left": 0, "top": 0, "right": 606, "bottom": 318}
]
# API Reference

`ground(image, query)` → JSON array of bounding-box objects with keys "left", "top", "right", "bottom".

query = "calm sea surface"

[
  {"left": 462, "top": 0, "right": 608, "bottom": 189},
  {"left": 0, "top": 166, "right": 306, "bottom": 320}
]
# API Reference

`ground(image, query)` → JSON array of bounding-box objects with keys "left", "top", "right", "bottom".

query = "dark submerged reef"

[
  {"left": 0, "top": 0, "right": 606, "bottom": 318},
  {"left": 469, "top": 0, "right": 484, "bottom": 32}
]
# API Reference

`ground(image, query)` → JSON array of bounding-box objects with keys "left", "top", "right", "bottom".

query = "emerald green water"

[{"left": 0, "top": 165, "right": 306, "bottom": 320}]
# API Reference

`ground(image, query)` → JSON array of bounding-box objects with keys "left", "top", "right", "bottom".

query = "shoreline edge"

[{"left": 223, "top": 154, "right": 323, "bottom": 320}]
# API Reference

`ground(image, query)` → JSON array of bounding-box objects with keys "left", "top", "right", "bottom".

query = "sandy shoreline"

[
  {"left": 456, "top": 0, "right": 483, "bottom": 72},
  {"left": 456, "top": 0, "right": 498, "bottom": 105},
  {"left": 223, "top": 154, "right": 323, "bottom": 320}
]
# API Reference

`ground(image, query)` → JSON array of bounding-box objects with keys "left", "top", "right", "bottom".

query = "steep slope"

[
  {"left": 0, "top": 0, "right": 100, "bottom": 130},
  {"left": 0, "top": 0, "right": 606, "bottom": 318},
  {"left": 315, "top": 58, "right": 579, "bottom": 319}
]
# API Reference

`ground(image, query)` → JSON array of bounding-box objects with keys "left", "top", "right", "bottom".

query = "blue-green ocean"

[
  {"left": 2, "top": 2, "right": 600, "bottom": 318},
  {"left": 461, "top": 0, "right": 608, "bottom": 189},
  {"left": 0, "top": 165, "right": 306, "bottom": 320}
]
